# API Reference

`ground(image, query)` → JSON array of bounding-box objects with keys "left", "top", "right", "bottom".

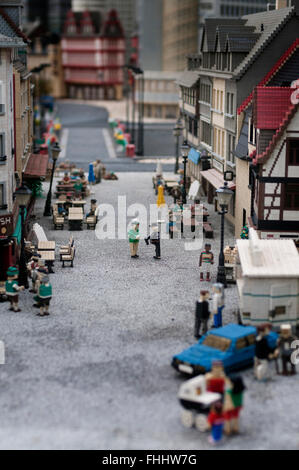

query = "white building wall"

[{"left": 0, "top": 49, "right": 14, "bottom": 214}]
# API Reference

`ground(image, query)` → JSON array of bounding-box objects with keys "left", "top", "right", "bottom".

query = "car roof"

[{"left": 207, "top": 323, "right": 256, "bottom": 340}]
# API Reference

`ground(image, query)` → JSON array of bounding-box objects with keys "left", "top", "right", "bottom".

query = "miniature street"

[{"left": 0, "top": 99, "right": 298, "bottom": 448}]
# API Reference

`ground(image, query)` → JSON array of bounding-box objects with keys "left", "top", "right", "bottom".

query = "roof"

[
  {"left": 101, "top": 9, "right": 124, "bottom": 38},
  {"left": 23, "top": 154, "right": 49, "bottom": 180},
  {"left": 235, "top": 108, "right": 250, "bottom": 159},
  {"left": 211, "top": 324, "right": 256, "bottom": 339},
  {"left": 237, "top": 238, "right": 299, "bottom": 278},
  {"left": 0, "top": 31, "right": 25, "bottom": 47},
  {"left": 254, "top": 86, "right": 293, "bottom": 129},
  {"left": 234, "top": 6, "right": 295, "bottom": 79},
  {"left": 201, "top": 18, "right": 247, "bottom": 52},
  {"left": 253, "top": 90, "right": 298, "bottom": 165},
  {"left": 200, "top": 168, "right": 236, "bottom": 190},
  {"left": 0, "top": 6, "right": 28, "bottom": 43},
  {"left": 237, "top": 38, "right": 299, "bottom": 115},
  {"left": 177, "top": 70, "right": 200, "bottom": 88}
]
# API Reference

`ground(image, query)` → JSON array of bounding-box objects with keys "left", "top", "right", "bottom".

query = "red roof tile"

[
  {"left": 23, "top": 154, "right": 49, "bottom": 179},
  {"left": 253, "top": 100, "right": 298, "bottom": 165},
  {"left": 237, "top": 38, "right": 299, "bottom": 115},
  {"left": 254, "top": 86, "right": 293, "bottom": 129}
]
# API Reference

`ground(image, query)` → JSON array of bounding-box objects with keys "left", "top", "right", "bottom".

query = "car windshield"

[{"left": 202, "top": 335, "right": 231, "bottom": 352}]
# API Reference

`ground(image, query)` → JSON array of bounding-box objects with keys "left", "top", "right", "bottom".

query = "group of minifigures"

[
  {"left": 128, "top": 219, "right": 161, "bottom": 260},
  {"left": 5, "top": 252, "right": 52, "bottom": 317},
  {"left": 206, "top": 362, "right": 245, "bottom": 445},
  {"left": 194, "top": 284, "right": 225, "bottom": 337}
]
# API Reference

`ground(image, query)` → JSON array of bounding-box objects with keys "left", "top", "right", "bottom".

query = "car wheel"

[
  {"left": 181, "top": 410, "right": 194, "bottom": 428},
  {"left": 195, "top": 414, "right": 208, "bottom": 432}
]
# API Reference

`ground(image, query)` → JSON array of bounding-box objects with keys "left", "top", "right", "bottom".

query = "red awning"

[
  {"left": 200, "top": 168, "right": 236, "bottom": 190},
  {"left": 23, "top": 154, "right": 49, "bottom": 180}
]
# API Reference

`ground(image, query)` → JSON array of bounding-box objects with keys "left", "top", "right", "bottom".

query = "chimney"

[{"left": 276, "top": 0, "right": 288, "bottom": 8}]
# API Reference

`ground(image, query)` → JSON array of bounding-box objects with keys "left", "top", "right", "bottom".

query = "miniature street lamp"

[
  {"left": 14, "top": 183, "right": 32, "bottom": 288},
  {"left": 181, "top": 140, "right": 189, "bottom": 205},
  {"left": 173, "top": 118, "right": 184, "bottom": 174},
  {"left": 216, "top": 175, "right": 234, "bottom": 287},
  {"left": 44, "top": 141, "right": 61, "bottom": 217}
]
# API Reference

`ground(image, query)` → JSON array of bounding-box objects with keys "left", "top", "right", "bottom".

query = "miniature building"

[
  {"left": 235, "top": 38, "right": 299, "bottom": 239},
  {"left": 61, "top": 9, "right": 125, "bottom": 100},
  {"left": 236, "top": 228, "right": 299, "bottom": 328},
  {"left": 135, "top": 71, "right": 180, "bottom": 119},
  {"left": 178, "top": 2, "right": 299, "bottom": 227}
]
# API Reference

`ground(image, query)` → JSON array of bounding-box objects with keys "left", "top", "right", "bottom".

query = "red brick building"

[{"left": 61, "top": 9, "right": 125, "bottom": 100}]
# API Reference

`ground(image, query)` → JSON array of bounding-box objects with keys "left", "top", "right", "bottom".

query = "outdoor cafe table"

[
  {"left": 37, "top": 250, "right": 55, "bottom": 273},
  {"left": 38, "top": 241, "right": 56, "bottom": 251},
  {"left": 68, "top": 210, "right": 83, "bottom": 230}
]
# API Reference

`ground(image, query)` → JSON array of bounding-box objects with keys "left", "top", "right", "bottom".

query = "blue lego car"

[{"left": 172, "top": 324, "right": 278, "bottom": 376}]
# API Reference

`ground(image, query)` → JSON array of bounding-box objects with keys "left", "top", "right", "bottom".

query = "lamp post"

[
  {"left": 216, "top": 181, "right": 234, "bottom": 287},
  {"left": 181, "top": 140, "right": 189, "bottom": 205},
  {"left": 14, "top": 184, "right": 32, "bottom": 289},
  {"left": 173, "top": 118, "right": 183, "bottom": 174},
  {"left": 44, "top": 141, "right": 61, "bottom": 216}
]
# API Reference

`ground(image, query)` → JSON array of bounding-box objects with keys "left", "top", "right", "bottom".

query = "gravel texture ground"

[{"left": 0, "top": 172, "right": 298, "bottom": 450}]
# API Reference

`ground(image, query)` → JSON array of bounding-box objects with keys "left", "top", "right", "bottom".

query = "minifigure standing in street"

[
  {"left": 145, "top": 224, "right": 161, "bottom": 259},
  {"left": 274, "top": 324, "right": 297, "bottom": 376},
  {"left": 5, "top": 266, "right": 24, "bottom": 312},
  {"left": 199, "top": 243, "right": 214, "bottom": 282},
  {"left": 207, "top": 401, "right": 225, "bottom": 445},
  {"left": 212, "top": 283, "right": 224, "bottom": 328},
  {"left": 36, "top": 275, "right": 52, "bottom": 316},
  {"left": 223, "top": 376, "right": 246, "bottom": 435},
  {"left": 254, "top": 323, "right": 276, "bottom": 381},
  {"left": 128, "top": 219, "right": 140, "bottom": 258},
  {"left": 194, "top": 290, "right": 210, "bottom": 338}
]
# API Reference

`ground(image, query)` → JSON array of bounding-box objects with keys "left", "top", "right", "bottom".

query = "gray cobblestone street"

[{"left": 0, "top": 171, "right": 298, "bottom": 450}]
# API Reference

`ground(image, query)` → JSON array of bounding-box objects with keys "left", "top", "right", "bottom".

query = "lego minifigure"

[
  {"left": 86, "top": 199, "right": 98, "bottom": 218},
  {"left": 205, "top": 360, "right": 227, "bottom": 397},
  {"left": 36, "top": 275, "right": 52, "bottom": 316},
  {"left": 223, "top": 375, "right": 246, "bottom": 435},
  {"left": 211, "top": 283, "right": 225, "bottom": 328},
  {"left": 5, "top": 266, "right": 24, "bottom": 312},
  {"left": 199, "top": 243, "right": 214, "bottom": 282},
  {"left": 156, "top": 185, "right": 166, "bottom": 207},
  {"left": 194, "top": 290, "right": 210, "bottom": 338},
  {"left": 128, "top": 219, "right": 140, "bottom": 258},
  {"left": 207, "top": 401, "right": 225, "bottom": 445},
  {"left": 33, "top": 264, "right": 49, "bottom": 307},
  {"left": 62, "top": 172, "right": 71, "bottom": 184},
  {"left": 254, "top": 323, "right": 276, "bottom": 381},
  {"left": 145, "top": 224, "right": 161, "bottom": 259},
  {"left": 274, "top": 324, "right": 297, "bottom": 376}
]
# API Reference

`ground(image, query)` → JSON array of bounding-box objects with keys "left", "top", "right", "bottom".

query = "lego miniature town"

[{"left": 0, "top": 0, "right": 299, "bottom": 451}]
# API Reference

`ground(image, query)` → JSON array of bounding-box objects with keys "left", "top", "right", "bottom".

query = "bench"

[
  {"left": 61, "top": 246, "right": 75, "bottom": 268},
  {"left": 59, "top": 236, "right": 74, "bottom": 260},
  {"left": 86, "top": 215, "right": 97, "bottom": 230},
  {"left": 53, "top": 209, "right": 64, "bottom": 230},
  {"left": 203, "top": 222, "right": 214, "bottom": 239}
]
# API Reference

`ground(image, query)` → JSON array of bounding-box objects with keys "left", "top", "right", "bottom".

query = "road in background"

[{"left": 56, "top": 102, "right": 176, "bottom": 173}]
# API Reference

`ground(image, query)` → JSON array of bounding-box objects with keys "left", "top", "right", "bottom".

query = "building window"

[
  {"left": 188, "top": 117, "right": 193, "bottom": 134},
  {"left": 0, "top": 183, "right": 5, "bottom": 208},
  {"left": 0, "top": 133, "right": 5, "bottom": 158},
  {"left": 201, "top": 121, "right": 211, "bottom": 146},
  {"left": 248, "top": 117, "right": 255, "bottom": 144},
  {"left": 227, "top": 134, "right": 236, "bottom": 163},
  {"left": 194, "top": 119, "right": 198, "bottom": 138},
  {"left": 200, "top": 83, "right": 211, "bottom": 104},
  {"left": 284, "top": 184, "right": 299, "bottom": 210},
  {"left": 226, "top": 92, "right": 234, "bottom": 115},
  {"left": 288, "top": 139, "right": 299, "bottom": 165},
  {"left": 0, "top": 81, "right": 4, "bottom": 114}
]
